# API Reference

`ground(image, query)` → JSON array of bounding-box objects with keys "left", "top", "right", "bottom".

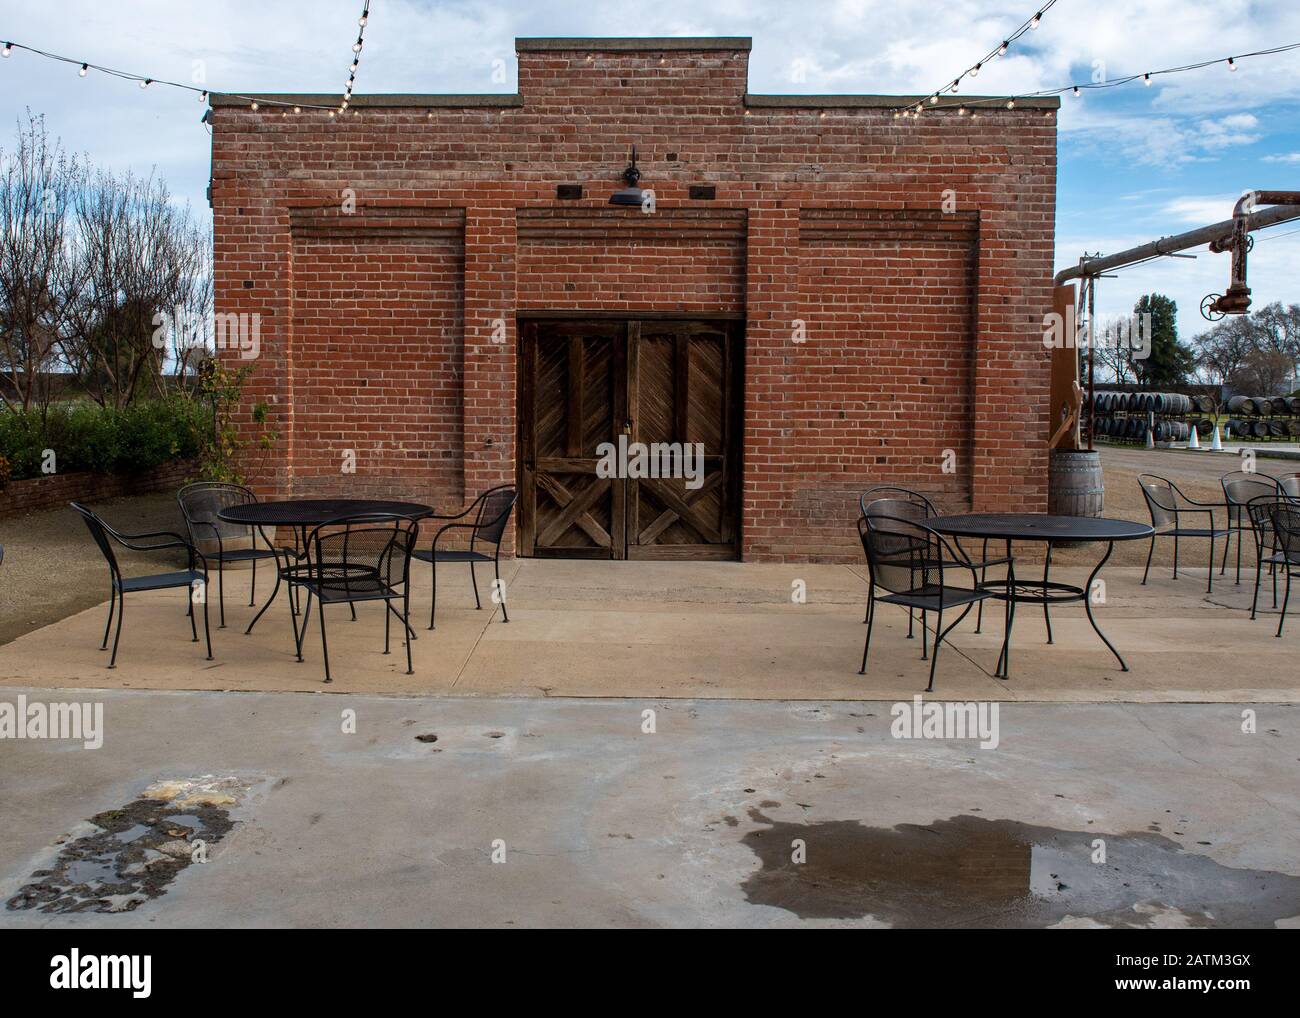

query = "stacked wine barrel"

[
  {"left": 1222, "top": 395, "right": 1300, "bottom": 440},
  {"left": 1087, "top": 391, "right": 1221, "bottom": 444}
]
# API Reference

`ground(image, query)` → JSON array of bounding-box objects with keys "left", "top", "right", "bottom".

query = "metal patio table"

[
  {"left": 217, "top": 499, "right": 433, "bottom": 636},
  {"left": 928, "top": 513, "right": 1154, "bottom": 678}
]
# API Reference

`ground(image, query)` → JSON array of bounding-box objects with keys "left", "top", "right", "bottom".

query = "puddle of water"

[
  {"left": 738, "top": 811, "right": 1300, "bottom": 928},
  {"left": 6, "top": 797, "right": 235, "bottom": 915}
]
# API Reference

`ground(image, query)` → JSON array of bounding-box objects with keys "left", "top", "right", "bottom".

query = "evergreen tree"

[{"left": 1132, "top": 293, "right": 1195, "bottom": 388}]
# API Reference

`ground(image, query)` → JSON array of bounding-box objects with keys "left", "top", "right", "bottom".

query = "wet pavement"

[{"left": 0, "top": 689, "right": 1296, "bottom": 928}]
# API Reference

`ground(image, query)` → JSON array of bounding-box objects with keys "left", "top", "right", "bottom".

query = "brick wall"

[
  {"left": 0, "top": 460, "right": 195, "bottom": 519},
  {"left": 210, "top": 37, "right": 1057, "bottom": 562}
]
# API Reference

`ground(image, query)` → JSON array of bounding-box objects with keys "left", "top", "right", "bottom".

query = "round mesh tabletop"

[
  {"left": 217, "top": 499, "right": 433, "bottom": 527},
  {"left": 928, "top": 513, "right": 1153, "bottom": 542}
]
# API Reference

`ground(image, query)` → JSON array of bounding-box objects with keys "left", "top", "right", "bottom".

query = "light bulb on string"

[
  {"left": 998, "top": 41, "right": 1009, "bottom": 55},
  {"left": 2, "top": 43, "right": 12, "bottom": 58},
  {"left": 139, "top": 78, "right": 151, "bottom": 89},
  {"left": 1006, "top": 99, "right": 1015, "bottom": 109},
  {"left": 1143, "top": 73, "right": 1152, "bottom": 85},
  {"left": 1072, "top": 85, "right": 1080, "bottom": 96},
  {"left": 79, "top": 63, "right": 88, "bottom": 76},
  {"left": 1227, "top": 57, "right": 1237, "bottom": 71},
  {"left": 1030, "top": 13, "right": 1041, "bottom": 30},
  {"left": 971, "top": 63, "right": 981, "bottom": 77}
]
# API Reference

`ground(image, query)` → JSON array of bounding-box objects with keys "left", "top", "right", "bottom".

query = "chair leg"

[
  {"left": 294, "top": 590, "right": 313, "bottom": 662},
  {"left": 496, "top": 560, "right": 509, "bottom": 623},
  {"left": 906, "top": 608, "right": 914, "bottom": 639},
  {"left": 217, "top": 560, "right": 226, "bottom": 629},
  {"left": 318, "top": 602, "right": 332, "bottom": 683},
  {"left": 920, "top": 610, "right": 928, "bottom": 660},
  {"left": 202, "top": 582, "right": 213, "bottom": 661},
  {"left": 1042, "top": 544, "right": 1053, "bottom": 645},
  {"left": 976, "top": 538, "right": 988, "bottom": 634},
  {"left": 189, "top": 586, "right": 199, "bottom": 642},
  {"left": 250, "top": 557, "right": 258, "bottom": 607},
  {"left": 101, "top": 586, "right": 116, "bottom": 650},
  {"left": 1142, "top": 535, "right": 1155, "bottom": 585},
  {"left": 859, "top": 590, "right": 875, "bottom": 674},
  {"left": 1251, "top": 549, "right": 1264, "bottom": 620},
  {"left": 428, "top": 558, "right": 438, "bottom": 630},
  {"left": 403, "top": 594, "right": 413, "bottom": 675},
  {"left": 1206, "top": 536, "right": 1215, "bottom": 594},
  {"left": 384, "top": 596, "right": 392, "bottom": 654},
  {"left": 470, "top": 561, "right": 482, "bottom": 609},
  {"left": 925, "top": 608, "right": 942, "bottom": 692},
  {"left": 928, "top": 602, "right": 974, "bottom": 693},
  {"left": 1278, "top": 571, "right": 1292, "bottom": 638},
  {"left": 1235, "top": 525, "right": 1243, "bottom": 585},
  {"left": 1172, "top": 534, "right": 1180, "bottom": 579},
  {"left": 107, "top": 592, "right": 125, "bottom": 669},
  {"left": 1220, "top": 523, "right": 1231, "bottom": 575}
]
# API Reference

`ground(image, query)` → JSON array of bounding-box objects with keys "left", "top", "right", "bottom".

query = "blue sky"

[{"left": 1, "top": 0, "right": 1297, "bottom": 339}]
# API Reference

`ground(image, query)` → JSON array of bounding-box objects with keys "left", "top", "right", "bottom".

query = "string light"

[
  {"left": 338, "top": 1, "right": 370, "bottom": 116},
  {"left": 0, "top": 38, "right": 338, "bottom": 111},
  {"left": 895, "top": 3, "right": 1057, "bottom": 115},
  {"left": 901, "top": 40, "right": 1300, "bottom": 116}
]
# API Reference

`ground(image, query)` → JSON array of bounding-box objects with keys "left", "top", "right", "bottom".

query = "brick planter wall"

[
  {"left": 210, "top": 37, "right": 1058, "bottom": 562},
  {"left": 0, "top": 460, "right": 195, "bottom": 518}
]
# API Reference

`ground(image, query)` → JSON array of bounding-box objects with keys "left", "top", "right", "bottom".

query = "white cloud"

[{"left": 1264, "top": 151, "right": 1300, "bottom": 163}]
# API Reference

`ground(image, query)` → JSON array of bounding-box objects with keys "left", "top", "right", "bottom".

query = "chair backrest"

[
  {"left": 70, "top": 502, "right": 121, "bottom": 579},
  {"left": 1270, "top": 503, "right": 1300, "bottom": 562},
  {"left": 177, "top": 482, "right": 257, "bottom": 543},
  {"left": 1216, "top": 470, "right": 1279, "bottom": 522},
  {"left": 306, "top": 513, "right": 419, "bottom": 593},
  {"left": 470, "top": 486, "right": 518, "bottom": 551},
  {"left": 860, "top": 485, "right": 938, "bottom": 522},
  {"left": 858, "top": 512, "right": 943, "bottom": 597},
  {"left": 1136, "top": 474, "right": 1178, "bottom": 529},
  {"left": 1246, "top": 494, "right": 1287, "bottom": 545}
]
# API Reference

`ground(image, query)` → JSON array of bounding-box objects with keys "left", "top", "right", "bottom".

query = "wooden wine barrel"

[{"left": 1049, "top": 449, "right": 1105, "bottom": 522}]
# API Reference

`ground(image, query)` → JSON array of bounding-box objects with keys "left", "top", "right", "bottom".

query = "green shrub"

[{"left": 0, "top": 399, "right": 208, "bottom": 482}]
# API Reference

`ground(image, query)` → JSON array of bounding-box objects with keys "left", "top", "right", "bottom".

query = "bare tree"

[
  {"left": 1191, "top": 303, "right": 1300, "bottom": 393},
  {"left": 0, "top": 111, "right": 79, "bottom": 412},
  {"left": 60, "top": 169, "right": 208, "bottom": 408}
]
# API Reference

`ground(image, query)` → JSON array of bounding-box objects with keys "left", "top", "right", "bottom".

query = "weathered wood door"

[{"left": 519, "top": 318, "right": 742, "bottom": 560}]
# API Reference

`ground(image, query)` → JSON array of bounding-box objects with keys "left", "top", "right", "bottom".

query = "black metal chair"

[
  {"left": 1246, "top": 494, "right": 1298, "bottom": 620},
  {"left": 286, "top": 513, "right": 419, "bottom": 683},
  {"left": 1137, "top": 474, "right": 1230, "bottom": 593},
  {"left": 177, "top": 482, "right": 280, "bottom": 628},
  {"left": 69, "top": 501, "right": 212, "bottom": 669},
  {"left": 413, "top": 485, "right": 517, "bottom": 630},
  {"left": 859, "top": 485, "right": 1008, "bottom": 639},
  {"left": 1267, "top": 502, "right": 1300, "bottom": 637},
  {"left": 1220, "top": 470, "right": 1282, "bottom": 584},
  {"left": 857, "top": 512, "right": 1005, "bottom": 692}
]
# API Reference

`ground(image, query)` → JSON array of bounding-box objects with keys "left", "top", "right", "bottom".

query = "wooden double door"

[{"left": 518, "top": 317, "right": 743, "bottom": 559}]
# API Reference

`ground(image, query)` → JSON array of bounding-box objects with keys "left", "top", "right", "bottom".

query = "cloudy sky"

[{"left": 2, "top": 0, "right": 1298, "bottom": 338}]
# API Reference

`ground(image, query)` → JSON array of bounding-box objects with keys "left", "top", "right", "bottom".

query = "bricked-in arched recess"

[{"left": 210, "top": 36, "right": 1057, "bottom": 562}]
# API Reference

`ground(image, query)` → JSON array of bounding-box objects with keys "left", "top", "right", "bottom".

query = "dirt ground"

[
  {"left": 0, "top": 493, "right": 190, "bottom": 646},
  {"left": 1, "top": 445, "right": 1294, "bottom": 646}
]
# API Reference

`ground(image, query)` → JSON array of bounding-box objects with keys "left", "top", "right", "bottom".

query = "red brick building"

[{"left": 210, "top": 37, "right": 1058, "bottom": 562}]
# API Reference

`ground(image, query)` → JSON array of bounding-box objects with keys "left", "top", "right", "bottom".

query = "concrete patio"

[
  {"left": 0, "top": 558, "right": 1296, "bottom": 702},
  {"left": 2, "top": 690, "right": 1297, "bottom": 928}
]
